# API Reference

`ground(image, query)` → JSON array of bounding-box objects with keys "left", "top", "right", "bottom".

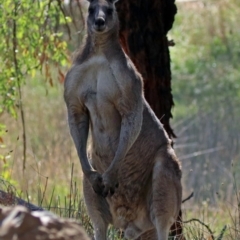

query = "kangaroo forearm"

[
  {"left": 69, "top": 117, "right": 95, "bottom": 177},
  {"left": 109, "top": 113, "right": 142, "bottom": 171}
]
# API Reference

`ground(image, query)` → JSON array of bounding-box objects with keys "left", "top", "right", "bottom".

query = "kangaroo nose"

[{"left": 95, "top": 17, "right": 105, "bottom": 28}]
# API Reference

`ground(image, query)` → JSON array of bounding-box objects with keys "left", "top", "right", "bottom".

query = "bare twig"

[
  {"left": 42, "top": 0, "right": 53, "bottom": 31},
  {"left": 76, "top": 0, "right": 85, "bottom": 28},
  {"left": 182, "top": 191, "right": 194, "bottom": 204},
  {"left": 48, "top": 187, "right": 55, "bottom": 211},
  {"left": 183, "top": 218, "right": 215, "bottom": 240},
  {"left": 69, "top": 0, "right": 85, "bottom": 36},
  {"left": 69, "top": 0, "right": 78, "bottom": 30},
  {"left": 216, "top": 225, "right": 227, "bottom": 240},
  {"left": 69, "top": 163, "right": 74, "bottom": 218},
  {"left": 12, "top": 2, "right": 27, "bottom": 171},
  {"left": 40, "top": 177, "right": 49, "bottom": 207},
  {"left": 180, "top": 146, "right": 224, "bottom": 160},
  {"left": 159, "top": 114, "right": 165, "bottom": 122},
  {"left": 57, "top": 0, "right": 72, "bottom": 40},
  {"left": 168, "top": 39, "right": 175, "bottom": 46}
]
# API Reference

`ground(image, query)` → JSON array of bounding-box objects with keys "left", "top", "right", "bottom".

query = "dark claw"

[
  {"left": 101, "top": 171, "right": 119, "bottom": 197},
  {"left": 102, "top": 189, "right": 108, "bottom": 198},
  {"left": 93, "top": 184, "right": 104, "bottom": 196},
  {"left": 97, "top": 176, "right": 102, "bottom": 182},
  {"left": 110, "top": 187, "right": 115, "bottom": 196},
  {"left": 90, "top": 173, "right": 105, "bottom": 196}
]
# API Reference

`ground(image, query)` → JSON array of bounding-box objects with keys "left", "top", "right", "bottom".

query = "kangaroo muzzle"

[{"left": 94, "top": 17, "right": 106, "bottom": 32}]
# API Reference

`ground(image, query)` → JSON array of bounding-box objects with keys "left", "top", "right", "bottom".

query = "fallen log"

[{"left": 0, "top": 205, "right": 89, "bottom": 240}]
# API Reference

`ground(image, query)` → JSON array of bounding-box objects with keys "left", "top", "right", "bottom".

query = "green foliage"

[
  {"left": 170, "top": 0, "right": 240, "bottom": 201},
  {"left": 0, "top": 0, "right": 69, "bottom": 119},
  {"left": 171, "top": 0, "right": 240, "bottom": 119}
]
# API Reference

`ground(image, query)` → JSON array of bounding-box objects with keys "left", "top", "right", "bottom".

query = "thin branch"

[
  {"left": 182, "top": 191, "right": 194, "bottom": 204},
  {"left": 40, "top": 177, "right": 49, "bottom": 207},
  {"left": 216, "top": 225, "right": 227, "bottom": 240},
  {"left": 183, "top": 218, "right": 215, "bottom": 240},
  {"left": 174, "top": 143, "right": 198, "bottom": 149},
  {"left": 69, "top": 0, "right": 85, "bottom": 36},
  {"left": 69, "top": 163, "right": 74, "bottom": 218},
  {"left": 159, "top": 114, "right": 165, "bottom": 122},
  {"left": 42, "top": 0, "right": 53, "bottom": 31},
  {"left": 12, "top": 2, "right": 27, "bottom": 171},
  {"left": 57, "top": 0, "right": 72, "bottom": 40},
  {"left": 180, "top": 146, "right": 224, "bottom": 160},
  {"left": 76, "top": 0, "right": 85, "bottom": 28},
  {"left": 69, "top": 0, "right": 78, "bottom": 30}
]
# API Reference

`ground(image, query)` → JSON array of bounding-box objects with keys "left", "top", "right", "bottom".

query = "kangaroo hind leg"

[
  {"left": 83, "top": 176, "right": 112, "bottom": 240},
  {"left": 151, "top": 149, "right": 182, "bottom": 240}
]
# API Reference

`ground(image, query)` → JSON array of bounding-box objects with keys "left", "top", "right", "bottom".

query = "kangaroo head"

[{"left": 87, "top": 0, "right": 119, "bottom": 34}]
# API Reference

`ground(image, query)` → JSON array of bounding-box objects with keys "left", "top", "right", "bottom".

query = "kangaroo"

[{"left": 64, "top": 0, "right": 182, "bottom": 239}]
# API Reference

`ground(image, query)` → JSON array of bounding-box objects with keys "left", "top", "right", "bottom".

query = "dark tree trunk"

[
  {"left": 116, "top": 0, "right": 177, "bottom": 139},
  {"left": 116, "top": 0, "right": 184, "bottom": 238}
]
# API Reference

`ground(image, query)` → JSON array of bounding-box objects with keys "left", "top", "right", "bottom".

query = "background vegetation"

[
  {"left": 170, "top": 0, "right": 240, "bottom": 204},
  {"left": 0, "top": 0, "right": 239, "bottom": 239}
]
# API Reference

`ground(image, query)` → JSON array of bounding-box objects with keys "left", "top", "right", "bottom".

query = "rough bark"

[
  {"left": 116, "top": 0, "right": 184, "bottom": 238},
  {"left": 116, "top": 0, "right": 177, "bottom": 139}
]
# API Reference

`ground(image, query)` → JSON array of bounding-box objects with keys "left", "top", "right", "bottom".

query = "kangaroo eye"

[
  {"left": 88, "top": 7, "right": 94, "bottom": 15},
  {"left": 106, "top": 8, "right": 113, "bottom": 15}
]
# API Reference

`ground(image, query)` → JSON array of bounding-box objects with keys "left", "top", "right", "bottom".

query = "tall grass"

[{"left": 170, "top": 0, "right": 240, "bottom": 203}]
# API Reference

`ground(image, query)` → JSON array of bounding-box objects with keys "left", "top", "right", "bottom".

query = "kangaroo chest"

[
  {"left": 78, "top": 54, "right": 122, "bottom": 141},
  {"left": 79, "top": 55, "right": 119, "bottom": 107}
]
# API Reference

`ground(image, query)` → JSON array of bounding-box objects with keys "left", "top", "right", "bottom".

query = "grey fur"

[{"left": 64, "top": 0, "right": 182, "bottom": 239}]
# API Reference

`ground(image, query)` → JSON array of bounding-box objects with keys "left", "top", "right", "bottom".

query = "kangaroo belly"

[{"left": 107, "top": 180, "right": 153, "bottom": 237}]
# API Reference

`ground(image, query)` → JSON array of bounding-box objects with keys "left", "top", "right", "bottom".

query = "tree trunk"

[
  {"left": 116, "top": 0, "right": 177, "bottom": 138},
  {"left": 116, "top": 0, "right": 184, "bottom": 238}
]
